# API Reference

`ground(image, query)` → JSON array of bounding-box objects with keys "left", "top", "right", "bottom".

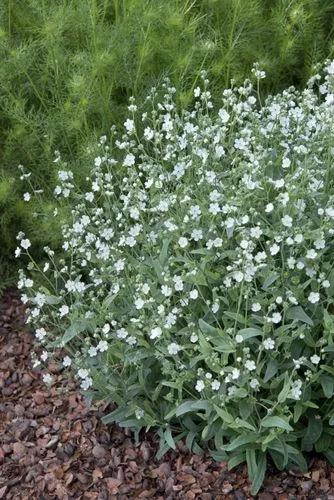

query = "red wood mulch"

[{"left": 1, "top": 289, "right": 334, "bottom": 500}]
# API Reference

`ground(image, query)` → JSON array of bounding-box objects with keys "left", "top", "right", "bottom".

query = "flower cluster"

[{"left": 18, "top": 63, "right": 334, "bottom": 491}]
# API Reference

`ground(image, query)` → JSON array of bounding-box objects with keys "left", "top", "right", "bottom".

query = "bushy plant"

[
  {"left": 1, "top": 0, "right": 334, "bottom": 274},
  {"left": 18, "top": 63, "right": 334, "bottom": 494}
]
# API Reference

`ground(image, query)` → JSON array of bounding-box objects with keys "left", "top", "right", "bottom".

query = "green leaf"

[
  {"left": 286, "top": 306, "right": 314, "bottom": 326},
  {"left": 227, "top": 453, "right": 245, "bottom": 470},
  {"left": 277, "top": 373, "right": 290, "bottom": 403},
  {"left": 321, "top": 365, "right": 334, "bottom": 376},
  {"left": 214, "top": 404, "right": 234, "bottom": 424},
  {"left": 294, "top": 402, "right": 303, "bottom": 423},
  {"left": 44, "top": 295, "right": 62, "bottom": 305},
  {"left": 175, "top": 400, "right": 210, "bottom": 417},
  {"left": 262, "top": 272, "right": 279, "bottom": 291},
  {"left": 320, "top": 374, "right": 334, "bottom": 398},
  {"left": 164, "top": 427, "right": 176, "bottom": 450},
  {"left": 198, "top": 319, "right": 235, "bottom": 353},
  {"left": 185, "top": 430, "right": 196, "bottom": 451},
  {"left": 159, "top": 239, "right": 170, "bottom": 266},
  {"left": 289, "top": 451, "right": 308, "bottom": 472},
  {"left": 223, "top": 311, "right": 245, "bottom": 324},
  {"left": 62, "top": 319, "right": 92, "bottom": 344},
  {"left": 102, "top": 406, "right": 131, "bottom": 424},
  {"left": 324, "top": 450, "right": 334, "bottom": 466},
  {"left": 263, "top": 358, "right": 278, "bottom": 383},
  {"left": 246, "top": 449, "right": 267, "bottom": 495},
  {"left": 237, "top": 327, "right": 262, "bottom": 340},
  {"left": 225, "top": 433, "right": 259, "bottom": 452},
  {"left": 210, "top": 449, "right": 228, "bottom": 461},
  {"left": 199, "top": 318, "right": 217, "bottom": 335},
  {"left": 301, "top": 414, "right": 323, "bottom": 451},
  {"left": 261, "top": 416, "right": 293, "bottom": 432}
]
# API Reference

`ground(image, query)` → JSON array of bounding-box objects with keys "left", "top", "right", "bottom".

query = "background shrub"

[
  {"left": 20, "top": 63, "right": 334, "bottom": 494},
  {"left": 1, "top": 0, "right": 334, "bottom": 279}
]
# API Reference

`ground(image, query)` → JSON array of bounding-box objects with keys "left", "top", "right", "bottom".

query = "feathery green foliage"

[{"left": 1, "top": 0, "right": 334, "bottom": 280}]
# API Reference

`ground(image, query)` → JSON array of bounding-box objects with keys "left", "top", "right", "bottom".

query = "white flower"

[
  {"left": 195, "top": 380, "right": 205, "bottom": 392},
  {"left": 115, "top": 259, "right": 125, "bottom": 272},
  {"left": 20, "top": 239, "right": 31, "bottom": 250},
  {"left": 23, "top": 192, "right": 31, "bottom": 201},
  {"left": 245, "top": 360, "right": 256, "bottom": 371},
  {"left": 161, "top": 285, "right": 172, "bottom": 297},
  {"left": 250, "top": 378, "right": 259, "bottom": 389},
  {"left": 306, "top": 249, "right": 317, "bottom": 260},
  {"left": 40, "top": 351, "right": 48, "bottom": 362},
  {"left": 211, "top": 380, "right": 221, "bottom": 391},
  {"left": 167, "top": 343, "right": 181, "bottom": 355},
  {"left": 189, "top": 289, "right": 198, "bottom": 300},
  {"left": 35, "top": 328, "right": 46, "bottom": 340},
  {"left": 124, "top": 119, "right": 135, "bottom": 132},
  {"left": 178, "top": 237, "right": 188, "bottom": 248},
  {"left": 265, "top": 203, "right": 274, "bottom": 213},
  {"left": 308, "top": 292, "right": 320, "bottom": 304},
  {"left": 97, "top": 340, "right": 108, "bottom": 352},
  {"left": 235, "top": 334, "right": 243, "bottom": 344},
  {"left": 123, "top": 153, "right": 135, "bottom": 166},
  {"left": 250, "top": 227, "right": 262, "bottom": 239},
  {"left": 88, "top": 346, "right": 98, "bottom": 357},
  {"left": 85, "top": 192, "right": 94, "bottom": 202},
  {"left": 314, "top": 239, "right": 325, "bottom": 250},
  {"left": 271, "top": 312, "right": 282, "bottom": 324},
  {"left": 94, "top": 156, "right": 102, "bottom": 167},
  {"left": 215, "top": 145, "right": 225, "bottom": 158},
  {"left": 326, "top": 61, "right": 334, "bottom": 75},
  {"left": 78, "top": 368, "right": 89, "bottom": 379},
  {"left": 149, "top": 327, "right": 162, "bottom": 339},
  {"left": 209, "top": 203, "right": 220, "bottom": 215},
  {"left": 59, "top": 305, "right": 69, "bottom": 317},
  {"left": 102, "top": 323, "right": 110, "bottom": 334},
  {"left": 191, "top": 229, "right": 203, "bottom": 241},
  {"left": 233, "top": 271, "right": 244, "bottom": 282},
  {"left": 218, "top": 108, "right": 230, "bottom": 123},
  {"left": 63, "top": 356, "right": 72, "bottom": 367},
  {"left": 231, "top": 368, "right": 240, "bottom": 380},
  {"left": 281, "top": 215, "right": 292, "bottom": 227},
  {"left": 81, "top": 377, "right": 93, "bottom": 390},
  {"left": 325, "top": 207, "right": 334, "bottom": 218},
  {"left": 173, "top": 276, "right": 183, "bottom": 291},
  {"left": 190, "top": 333, "right": 198, "bottom": 343},
  {"left": 263, "top": 338, "right": 275, "bottom": 350},
  {"left": 194, "top": 87, "right": 201, "bottom": 97},
  {"left": 212, "top": 302, "right": 219, "bottom": 314},
  {"left": 43, "top": 373, "right": 53, "bottom": 385},
  {"left": 310, "top": 354, "right": 320, "bottom": 365},
  {"left": 270, "top": 243, "right": 280, "bottom": 256},
  {"left": 135, "top": 409, "right": 145, "bottom": 420},
  {"left": 290, "top": 380, "right": 302, "bottom": 400},
  {"left": 251, "top": 302, "right": 261, "bottom": 312},
  {"left": 282, "top": 157, "right": 291, "bottom": 169},
  {"left": 135, "top": 298, "right": 145, "bottom": 309}
]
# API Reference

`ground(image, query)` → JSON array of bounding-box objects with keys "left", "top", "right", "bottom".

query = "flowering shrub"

[{"left": 18, "top": 63, "right": 334, "bottom": 494}]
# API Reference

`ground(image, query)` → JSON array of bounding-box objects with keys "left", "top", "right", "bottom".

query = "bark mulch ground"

[{"left": 1, "top": 289, "right": 334, "bottom": 499}]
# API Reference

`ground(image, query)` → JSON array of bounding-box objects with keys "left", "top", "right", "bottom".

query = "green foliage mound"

[
  {"left": 19, "top": 63, "right": 334, "bottom": 494},
  {"left": 1, "top": 0, "right": 334, "bottom": 276}
]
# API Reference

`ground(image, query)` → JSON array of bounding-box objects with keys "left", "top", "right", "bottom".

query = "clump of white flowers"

[{"left": 18, "top": 63, "right": 334, "bottom": 495}]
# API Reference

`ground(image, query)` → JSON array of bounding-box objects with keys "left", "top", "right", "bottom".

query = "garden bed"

[{"left": 1, "top": 289, "right": 334, "bottom": 499}]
